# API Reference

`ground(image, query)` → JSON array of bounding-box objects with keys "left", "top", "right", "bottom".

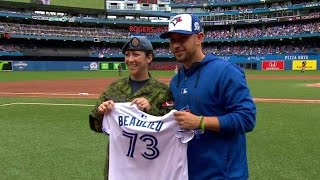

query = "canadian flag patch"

[{"left": 162, "top": 101, "right": 174, "bottom": 107}]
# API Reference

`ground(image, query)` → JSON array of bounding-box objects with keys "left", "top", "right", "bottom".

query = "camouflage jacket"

[{"left": 89, "top": 76, "right": 173, "bottom": 133}]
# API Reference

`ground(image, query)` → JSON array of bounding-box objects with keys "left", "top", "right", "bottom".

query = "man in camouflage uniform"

[{"left": 89, "top": 36, "right": 173, "bottom": 180}]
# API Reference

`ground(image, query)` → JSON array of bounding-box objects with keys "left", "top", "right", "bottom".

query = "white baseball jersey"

[{"left": 102, "top": 102, "right": 193, "bottom": 180}]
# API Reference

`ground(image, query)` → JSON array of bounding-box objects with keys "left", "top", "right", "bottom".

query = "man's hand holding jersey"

[{"left": 173, "top": 111, "right": 201, "bottom": 130}]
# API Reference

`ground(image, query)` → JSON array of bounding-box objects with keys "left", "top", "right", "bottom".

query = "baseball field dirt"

[{"left": 0, "top": 75, "right": 319, "bottom": 103}]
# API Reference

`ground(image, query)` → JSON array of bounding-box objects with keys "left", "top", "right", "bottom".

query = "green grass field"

[
  {"left": 3, "top": 0, "right": 30, "bottom": 3},
  {"left": 3, "top": 0, "right": 104, "bottom": 9},
  {"left": 1, "top": 70, "right": 320, "bottom": 179}
]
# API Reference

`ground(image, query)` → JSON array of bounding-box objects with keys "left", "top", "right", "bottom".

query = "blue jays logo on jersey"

[
  {"left": 170, "top": 16, "right": 182, "bottom": 26},
  {"left": 181, "top": 88, "right": 188, "bottom": 94}
]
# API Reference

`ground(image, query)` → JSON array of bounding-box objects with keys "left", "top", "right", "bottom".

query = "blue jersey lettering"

[{"left": 118, "top": 115, "right": 163, "bottom": 132}]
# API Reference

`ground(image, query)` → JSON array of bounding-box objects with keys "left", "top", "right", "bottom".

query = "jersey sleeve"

[
  {"left": 102, "top": 112, "right": 112, "bottom": 135},
  {"left": 175, "top": 129, "right": 194, "bottom": 143}
]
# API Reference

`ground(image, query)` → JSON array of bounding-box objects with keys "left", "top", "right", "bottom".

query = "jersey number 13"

[{"left": 123, "top": 130, "right": 160, "bottom": 160}]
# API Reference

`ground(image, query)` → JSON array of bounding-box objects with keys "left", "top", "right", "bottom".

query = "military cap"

[{"left": 122, "top": 36, "right": 154, "bottom": 54}]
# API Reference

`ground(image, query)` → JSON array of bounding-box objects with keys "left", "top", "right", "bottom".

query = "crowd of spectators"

[
  {"left": 1, "top": 21, "right": 319, "bottom": 40},
  {"left": 1, "top": 42, "right": 319, "bottom": 56},
  {"left": 205, "top": 22, "right": 320, "bottom": 39},
  {"left": 1, "top": 20, "right": 319, "bottom": 56},
  {"left": 0, "top": 23, "right": 129, "bottom": 39},
  {"left": 90, "top": 44, "right": 320, "bottom": 57},
  {"left": 172, "top": 0, "right": 283, "bottom": 5},
  {"left": 207, "top": 1, "right": 297, "bottom": 14},
  {"left": 1, "top": 1, "right": 320, "bottom": 57},
  {"left": 0, "top": 44, "right": 20, "bottom": 52},
  {"left": 203, "top": 44, "right": 320, "bottom": 56},
  {"left": 171, "top": 0, "right": 207, "bottom": 4},
  {"left": 90, "top": 45, "right": 172, "bottom": 57},
  {"left": 172, "top": 0, "right": 319, "bottom": 19},
  {"left": 209, "top": 0, "right": 262, "bottom": 3}
]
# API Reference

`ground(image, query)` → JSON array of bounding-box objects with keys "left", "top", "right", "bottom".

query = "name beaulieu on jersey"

[{"left": 118, "top": 115, "right": 164, "bottom": 132}]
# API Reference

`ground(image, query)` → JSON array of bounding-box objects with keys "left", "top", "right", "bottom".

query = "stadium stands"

[{"left": 0, "top": 0, "right": 319, "bottom": 70}]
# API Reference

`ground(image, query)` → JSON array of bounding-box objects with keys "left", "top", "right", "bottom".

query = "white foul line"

[
  {"left": 1, "top": 99, "right": 320, "bottom": 107},
  {"left": 0, "top": 102, "right": 93, "bottom": 107},
  {"left": 253, "top": 98, "right": 320, "bottom": 103},
  {"left": 0, "top": 92, "right": 98, "bottom": 96}
]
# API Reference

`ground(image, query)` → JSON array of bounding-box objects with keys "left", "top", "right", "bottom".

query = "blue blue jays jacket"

[{"left": 170, "top": 54, "right": 256, "bottom": 180}]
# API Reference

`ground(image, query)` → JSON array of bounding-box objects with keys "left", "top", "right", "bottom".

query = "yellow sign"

[{"left": 292, "top": 60, "right": 317, "bottom": 70}]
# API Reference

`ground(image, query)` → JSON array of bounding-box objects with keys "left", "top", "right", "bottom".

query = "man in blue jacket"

[{"left": 160, "top": 14, "right": 256, "bottom": 180}]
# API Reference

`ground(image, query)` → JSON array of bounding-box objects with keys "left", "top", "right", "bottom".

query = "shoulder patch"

[{"left": 162, "top": 101, "right": 174, "bottom": 107}]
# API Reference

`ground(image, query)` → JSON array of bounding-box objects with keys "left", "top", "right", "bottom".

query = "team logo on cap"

[
  {"left": 170, "top": 16, "right": 183, "bottom": 26},
  {"left": 131, "top": 37, "right": 140, "bottom": 47}
]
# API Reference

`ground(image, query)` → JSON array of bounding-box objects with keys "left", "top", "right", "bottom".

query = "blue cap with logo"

[
  {"left": 160, "top": 14, "right": 202, "bottom": 39},
  {"left": 122, "top": 36, "right": 154, "bottom": 54}
]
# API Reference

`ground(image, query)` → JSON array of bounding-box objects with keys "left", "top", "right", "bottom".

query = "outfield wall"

[
  {"left": 0, "top": 61, "right": 179, "bottom": 71},
  {"left": 0, "top": 54, "right": 319, "bottom": 71}
]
